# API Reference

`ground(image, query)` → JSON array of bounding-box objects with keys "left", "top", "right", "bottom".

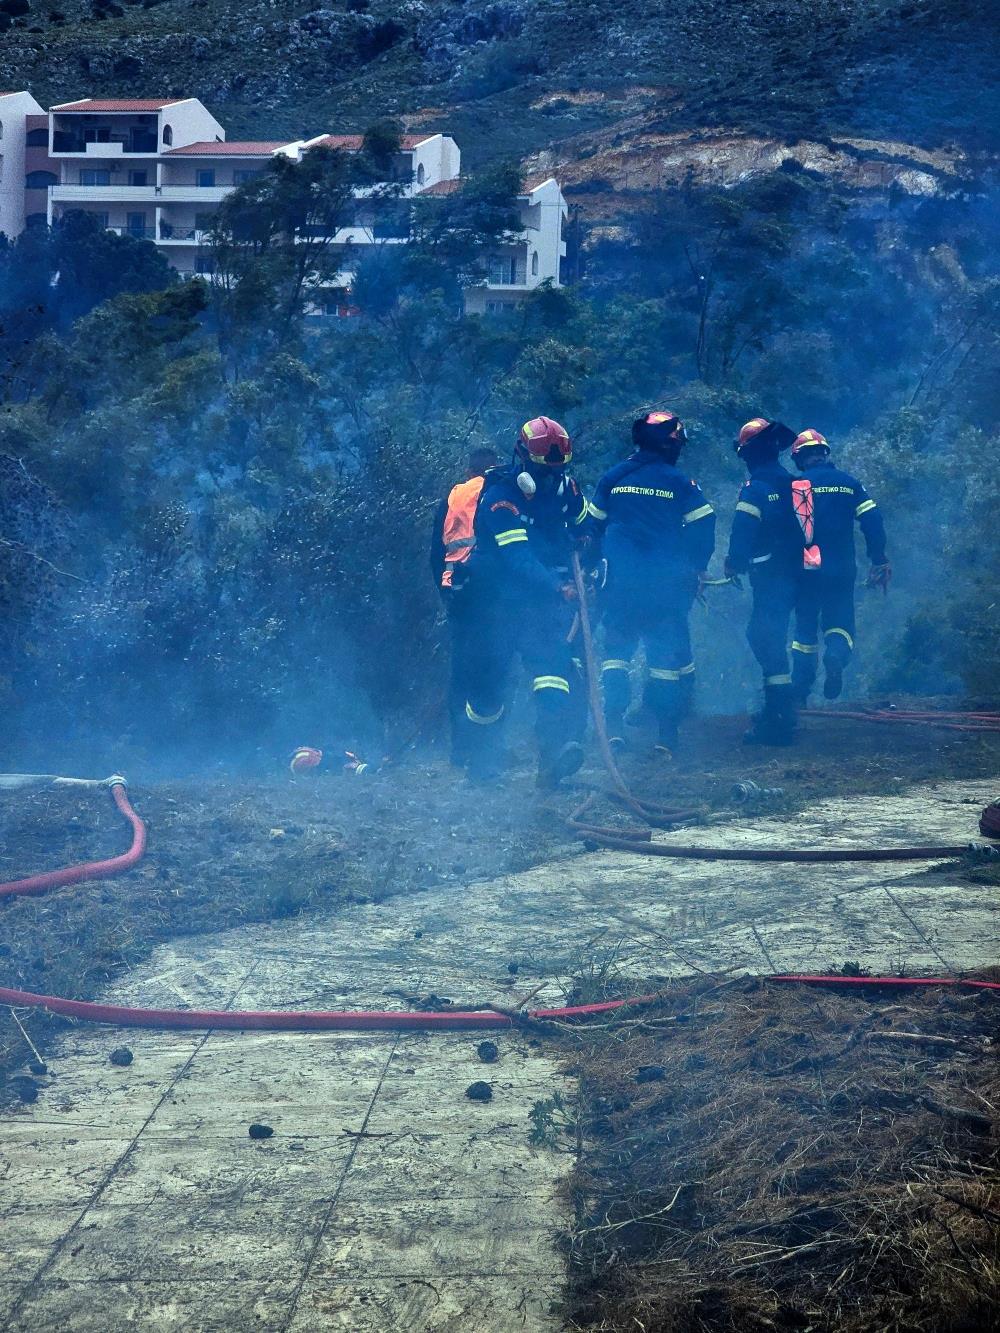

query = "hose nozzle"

[{"left": 732, "top": 780, "right": 784, "bottom": 805}]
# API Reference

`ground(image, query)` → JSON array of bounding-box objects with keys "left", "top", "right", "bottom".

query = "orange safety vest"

[
  {"left": 440, "top": 476, "right": 484, "bottom": 588},
  {"left": 791, "top": 478, "right": 821, "bottom": 570}
]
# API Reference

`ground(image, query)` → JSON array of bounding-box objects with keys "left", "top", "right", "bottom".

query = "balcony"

[
  {"left": 158, "top": 227, "right": 213, "bottom": 244},
  {"left": 52, "top": 132, "right": 159, "bottom": 155},
  {"left": 51, "top": 184, "right": 231, "bottom": 205}
]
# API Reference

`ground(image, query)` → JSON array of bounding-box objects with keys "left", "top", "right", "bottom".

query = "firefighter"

[
  {"left": 460, "top": 415, "right": 590, "bottom": 787},
  {"left": 429, "top": 447, "right": 501, "bottom": 765},
  {"left": 587, "top": 410, "right": 715, "bottom": 756},
  {"left": 725, "top": 417, "right": 801, "bottom": 745},
  {"left": 788, "top": 428, "right": 890, "bottom": 704}
]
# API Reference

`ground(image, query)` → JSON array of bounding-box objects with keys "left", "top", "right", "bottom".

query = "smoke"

[{"left": 1, "top": 167, "right": 997, "bottom": 776}]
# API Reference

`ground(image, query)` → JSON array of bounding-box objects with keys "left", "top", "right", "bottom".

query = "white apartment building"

[
  {"left": 0, "top": 90, "right": 45, "bottom": 238},
  {"left": 0, "top": 93, "right": 567, "bottom": 308}
]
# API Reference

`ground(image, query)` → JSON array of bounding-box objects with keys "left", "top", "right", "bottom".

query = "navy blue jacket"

[
  {"left": 588, "top": 450, "right": 715, "bottom": 579},
  {"left": 797, "top": 459, "right": 887, "bottom": 576},
  {"left": 468, "top": 464, "right": 588, "bottom": 597},
  {"left": 727, "top": 460, "right": 804, "bottom": 575}
]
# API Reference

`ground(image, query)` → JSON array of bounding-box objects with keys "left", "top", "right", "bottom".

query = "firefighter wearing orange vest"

[
  {"left": 430, "top": 447, "right": 500, "bottom": 765},
  {"left": 460, "top": 416, "right": 590, "bottom": 787},
  {"left": 788, "top": 429, "right": 889, "bottom": 704}
]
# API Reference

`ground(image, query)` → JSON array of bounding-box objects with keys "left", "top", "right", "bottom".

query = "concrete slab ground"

[{"left": 1, "top": 778, "right": 996, "bottom": 1331}]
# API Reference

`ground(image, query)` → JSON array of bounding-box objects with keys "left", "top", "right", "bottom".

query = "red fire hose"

[
  {"left": 0, "top": 777, "right": 997, "bottom": 1032},
  {"left": 0, "top": 782, "right": 146, "bottom": 899},
  {"left": 0, "top": 974, "right": 997, "bottom": 1032}
]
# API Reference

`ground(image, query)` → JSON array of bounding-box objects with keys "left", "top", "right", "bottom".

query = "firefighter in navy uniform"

[
  {"left": 725, "top": 417, "right": 801, "bottom": 745},
  {"left": 788, "top": 428, "right": 890, "bottom": 704},
  {"left": 430, "top": 448, "right": 501, "bottom": 765},
  {"left": 587, "top": 411, "right": 715, "bottom": 756},
  {"left": 460, "top": 416, "right": 591, "bottom": 787}
]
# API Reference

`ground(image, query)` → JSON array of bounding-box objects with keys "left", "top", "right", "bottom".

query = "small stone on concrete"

[
  {"left": 109, "top": 1047, "right": 134, "bottom": 1067},
  {"left": 248, "top": 1122, "right": 274, "bottom": 1139},
  {"left": 477, "top": 1040, "right": 499, "bottom": 1064},
  {"left": 466, "top": 1080, "right": 493, "bottom": 1103}
]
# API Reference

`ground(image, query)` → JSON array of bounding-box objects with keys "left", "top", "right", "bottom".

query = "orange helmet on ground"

[{"left": 516, "top": 416, "right": 572, "bottom": 467}]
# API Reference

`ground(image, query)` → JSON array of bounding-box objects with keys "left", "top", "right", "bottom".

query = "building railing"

[{"left": 52, "top": 132, "right": 159, "bottom": 154}]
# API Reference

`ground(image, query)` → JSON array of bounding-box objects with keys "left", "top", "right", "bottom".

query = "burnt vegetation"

[{"left": 565, "top": 976, "right": 1000, "bottom": 1333}]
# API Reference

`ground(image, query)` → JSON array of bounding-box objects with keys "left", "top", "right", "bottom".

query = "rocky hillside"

[{"left": 0, "top": 0, "right": 996, "bottom": 172}]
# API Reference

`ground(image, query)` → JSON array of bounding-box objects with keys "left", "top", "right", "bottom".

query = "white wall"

[
  {"left": 0, "top": 91, "right": 44, "bottom": 239},
  {"left": 159, "top": 99, "right": 224, "bottom": 153},
  {"left": 522, "top": 178, "right": 566, "bottom": 289},
  {"left": 412, "top": 134, "right": 460, "bottom": 192}
]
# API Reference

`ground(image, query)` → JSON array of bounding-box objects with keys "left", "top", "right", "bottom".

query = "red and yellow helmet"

[
  {"left": 516, "top": 416, "right": 572, "bottom": 467},
  {"left": 791, "top": 428, "right": 829, "bottom": 456},
  {"left": 734, "top": 417, "right": 796, "bottom": 456},
  {"left": 738, "top": 418, "right": 771, "bottom": 447}
]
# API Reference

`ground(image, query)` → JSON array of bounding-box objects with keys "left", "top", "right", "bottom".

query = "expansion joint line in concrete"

[
  {"left": 278, "top": 1033, "right": 404, "bottom": 1331},
  {"left": 750, "top": 923, "right": 778, "bottom": 973},
  {"left": 881, "top": 886, "right": 954, "bottom": 972},
  {"left": 6, "top": 959, "right": 263, "bottom": 1325}
]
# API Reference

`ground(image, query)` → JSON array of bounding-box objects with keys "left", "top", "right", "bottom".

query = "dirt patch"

[{"left": 561, "top": 975, "right": 1000, "bottom": 1333}]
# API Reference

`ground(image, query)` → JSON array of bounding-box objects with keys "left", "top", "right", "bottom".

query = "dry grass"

[{"left": 563, "top": 976, "right": 1000, "bottom": 1333}]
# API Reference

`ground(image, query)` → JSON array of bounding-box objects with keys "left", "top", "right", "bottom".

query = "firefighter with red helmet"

[
  {"left": 725, "top": 417, "right": 801, "bottom": 745},
  {"left": 460, "top": 415, "right": 590, "bottom": 787},
  {"left": 788, "top": 428, "right": 889, "bottom": 704},
  {"left": 587, "top": 410, "right": 716, "bottom": 756},
  {"left": 430, "top": 447, "right": 501, "bottom": 765}
]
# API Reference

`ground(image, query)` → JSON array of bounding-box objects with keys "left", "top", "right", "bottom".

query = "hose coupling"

[{"left": 732, "top": 780, "right": 784, "bottom": 805}]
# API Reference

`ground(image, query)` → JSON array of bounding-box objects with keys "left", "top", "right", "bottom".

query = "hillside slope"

[{"left": 0, "top": 0, "right": 996, "bottom": 169}]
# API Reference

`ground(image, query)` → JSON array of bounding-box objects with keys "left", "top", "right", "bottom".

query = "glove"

[
  {"left": 867, "top": 562, "right": 892, "bottom": 594},
  {"left": 560, "top": 582, "right": 579, "bottom": 603}
]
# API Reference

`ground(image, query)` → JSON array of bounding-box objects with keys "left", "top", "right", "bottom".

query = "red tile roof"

[
  {"left": 420, "top": 177, "right": 462, "bottom": 195},
  {"left": 309, "top": 133, "right": 435, "bottom": 151},
  {"left": 164, "top": 140, "right": 291, "bottom": 156},
  {"left": 51, "top": 98, "right": 187, "bottom": 112}
]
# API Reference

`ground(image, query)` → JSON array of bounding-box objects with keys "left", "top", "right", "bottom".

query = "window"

[
  {"left": 194, "top": 255, "right": 215, "bottom": 275},
  {"left": 91, "top": 212, "right": 110, "bottom": 229},
  {"left": 531, "top": 251, "right": 539, "bottom": 277},
  {"left": 233, "top": 169, "right": 260, "bottom": 185},
  {"left": 25, "top": 171, "right": 58, "bottom": 189},
  {"left": 196, "top": 169, "right": 216, "bottom": 188},
  {"left": 162, "top": 125, "right": 173, "bottom": 146},
  {"left": 416, "top": 162, "right": 425, "bottom": 186},
  {"left": 0, "top": 122, "right": 4, "bottom": 141},
  {"left": 487, "top": 255, "right": 517, "bottom": 285},
  {"left": 128, "top": 169, "right": 148, "bottom": 186},
  {"left": 26, "top": 128, "right": 48, "bottom": 147},
  {"left": 79, "top": 169, "right": 111, "bottom": 186},
  {"left": 126, "top": 212, "right": 147, "bottom": 238}
]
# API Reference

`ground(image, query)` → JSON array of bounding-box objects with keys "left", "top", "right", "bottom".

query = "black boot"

[
  {"left": 655, "top": 717, "right": 679, "bottom": 758},
  {"left": 605, "top": 710, "right": 627, "bottom": 753},
  {"left": 823, "top": 659, "right": 844, "bottom": 700},
  {"left": 537, "top": 740, "right": 584, "bottom": 790},
  {"left": 744, "top": 684, "right": 796, "bottom": 746}
]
